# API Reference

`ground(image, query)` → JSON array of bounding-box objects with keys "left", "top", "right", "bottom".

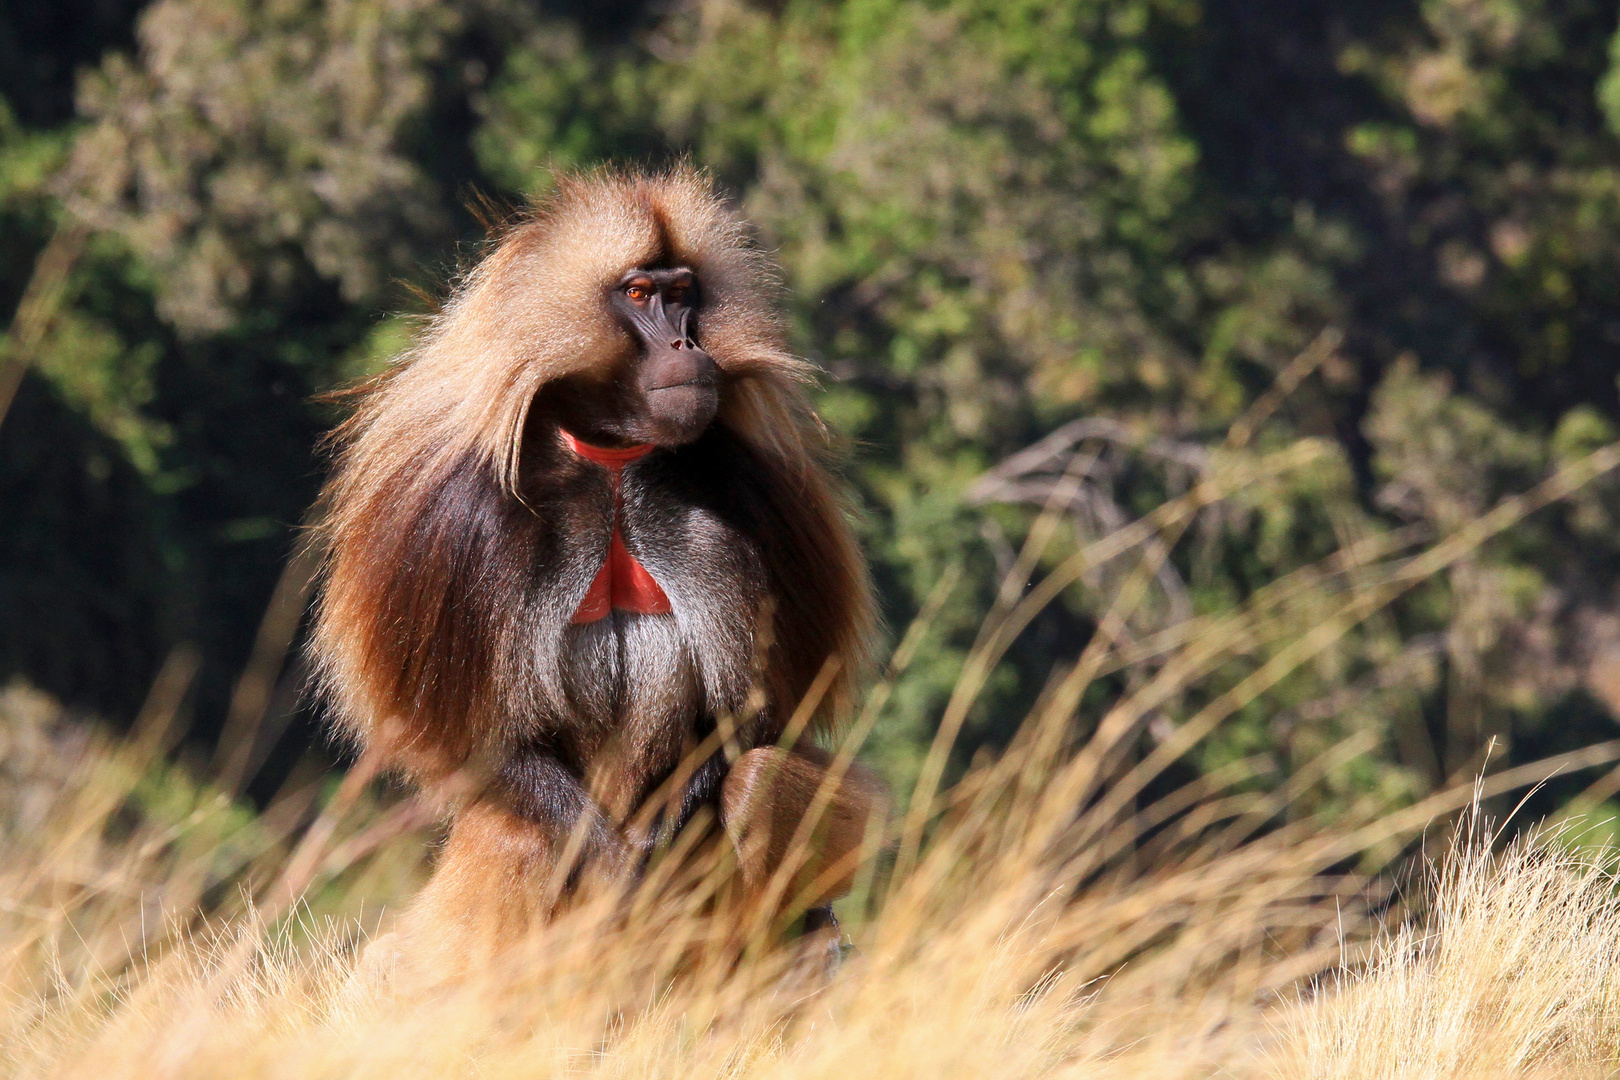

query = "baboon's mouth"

[{"left": 646, "top": 375, "right": 716, "bottom": 393}]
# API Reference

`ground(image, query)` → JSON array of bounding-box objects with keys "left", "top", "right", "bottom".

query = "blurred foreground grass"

[
  {"left": 7, "top": 440, "right": 1620, "bottom": 1078},
  {"left": 7, "top": 683, "right": 1620, "bottom": 1078}
]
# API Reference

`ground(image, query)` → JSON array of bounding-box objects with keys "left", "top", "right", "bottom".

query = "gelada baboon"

[{"left": 311, "top": 167, "right": 886, "bottom": 983}]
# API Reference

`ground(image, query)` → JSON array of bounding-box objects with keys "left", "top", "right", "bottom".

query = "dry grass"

[
  {"left": 5, "top": 438, "right": 1620, "bottom": 1079},
  {"left": 3, "top": 684, "right": 1620, "bottom": 1080},
  {"left": 1279, "top": 817, "right": 1620, "bottom": 1079}
]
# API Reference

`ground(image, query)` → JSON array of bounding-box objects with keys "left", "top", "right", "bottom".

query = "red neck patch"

[
  {"left": 561, "top": 430, "right": 672, "bottom": 623},
  {"left": 561, "top": 429, "right": 657, "bottom": 466}
]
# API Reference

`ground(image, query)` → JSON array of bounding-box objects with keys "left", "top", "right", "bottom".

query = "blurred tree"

[
  {"left": 5, "top": 0, "right": 1620, "bottom": 823},
  {"left": 58, "top": 0, "right": 472, "bottom": 335},
  {"left": 0, "top": 0, "right": 536, "bottom": 792},
  {"left": 473, "top": 0, "right": 1620, "bottom": 813}
]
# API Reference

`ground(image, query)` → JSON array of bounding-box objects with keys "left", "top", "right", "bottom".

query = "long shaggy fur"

[{"left": 310, "top": 166, "right": 873, "bottom": 795}]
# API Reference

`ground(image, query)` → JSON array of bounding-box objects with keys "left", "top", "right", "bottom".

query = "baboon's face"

[
  {"left": 606, "top": 266, "right": 719, "bottom": 446},
  {"left": 537, "top": 264, "right": 721, "bottom": 448}
]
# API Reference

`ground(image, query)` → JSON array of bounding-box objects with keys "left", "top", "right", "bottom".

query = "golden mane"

[
  {"left": 335, "top": 166, "right": 819, "bottom": 498},
  {"left": 310, "top": 166, "right": 873, "bottom": 772}
]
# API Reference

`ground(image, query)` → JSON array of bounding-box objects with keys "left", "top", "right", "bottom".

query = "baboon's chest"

[{"left": 542, "top": 439, "right": 769, "bottom": 777}]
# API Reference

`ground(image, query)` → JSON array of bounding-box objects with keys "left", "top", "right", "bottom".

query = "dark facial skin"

[{"left": 543, "top": 267, "right": 721, "bottom": 448}]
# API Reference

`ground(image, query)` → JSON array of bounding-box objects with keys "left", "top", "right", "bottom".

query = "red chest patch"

[{"left": 562, "top": 430, "right": 673, "bottom": 623}]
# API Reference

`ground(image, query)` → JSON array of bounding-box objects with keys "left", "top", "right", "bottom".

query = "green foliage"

[
  {"left": 7, "top": 0, "right": 1620, "bottom": 822},
  {"left": 59, "top": 0, "right": 477, "bottom": 335}
]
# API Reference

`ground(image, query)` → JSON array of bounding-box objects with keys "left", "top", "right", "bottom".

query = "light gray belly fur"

[{"left": 559, "top": 612, "right": 701, "bottom": 737}]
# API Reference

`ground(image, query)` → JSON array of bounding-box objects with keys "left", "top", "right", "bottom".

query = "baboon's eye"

[{"left": 625, "top": 283, "right": 651, "bottom": 302}]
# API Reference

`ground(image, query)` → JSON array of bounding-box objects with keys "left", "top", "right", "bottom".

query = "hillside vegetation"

[
  {"left": 9, "top": 0, "right": 1620, "bottom": 1074},
  {"left": 8, "top": 0, "right": 1620, "bottom": 818},
  {"left": 5, "top": 661, "right": 1620, "bottom": 1078}
]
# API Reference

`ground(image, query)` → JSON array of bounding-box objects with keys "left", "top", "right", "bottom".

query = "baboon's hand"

[{"left": 720, "top": 746, "right": 889, "bottom": 910}]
